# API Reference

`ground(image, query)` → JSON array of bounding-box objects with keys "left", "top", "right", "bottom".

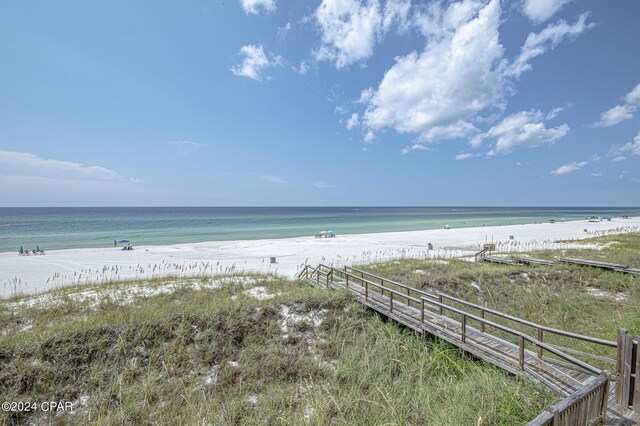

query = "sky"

[{"left": 0, "top": 0, "right": 639, "bottom": 207}]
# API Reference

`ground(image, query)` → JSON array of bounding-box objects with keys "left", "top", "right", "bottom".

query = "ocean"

[{"left": 1, "top": 207, "right": 639, "bottom": 253}]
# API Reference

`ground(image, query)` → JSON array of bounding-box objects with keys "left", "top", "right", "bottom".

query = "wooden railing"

[
  {"left": 313, "top": 264, "right": 608, "bottom": 378},
  {"left": 475, "top": 248, "right": 487, "bottom": 262},
  {"left": 297, "top": 263, "right": 638, "bottom": 423},
  {"left": 343, "top": 266, "right": 617, "bottom": 368},
  {"left": 616, "top": 329, "right": 640, "bottom": 410},
  {"left": 527, "top": 373, "right": 611, "bottom": 426}
]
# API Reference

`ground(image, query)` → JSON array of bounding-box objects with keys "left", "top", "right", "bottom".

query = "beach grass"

[
  {"left": 356, "top": 233, "right": 640, "bottom": 371},
  {"left": 0, "top": 273, "right": 554, "bottom": 425}
]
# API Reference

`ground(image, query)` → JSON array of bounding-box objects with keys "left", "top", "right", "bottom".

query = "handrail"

[
  {"left": 339, "top": 269, "right": 422, "bottom": 305},
  {"left": 420, "top": 297, "right": 603, "bottom": 376},
  {"left": 475, "top": 248, "right": 487, "bottom": 262},
  {"left": 348, "top": 265, "right": 616, "bottom": 348},
  {"left": 527, "top": 372, "right": 610, "bottom": 426},
  {"left": 439, "top": 294, "right": 617, "bottom": 348},
  {"left": 321, "top": 264, "right": 604, "bottom": 375},
  {"left": 301, "top": 264, "right": 621, "bottom": 424},
  {"left": 344, "top": 266, "right": 439, "bottom": 300}
]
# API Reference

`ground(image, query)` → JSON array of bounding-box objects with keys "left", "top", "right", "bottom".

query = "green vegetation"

[
  {"left": 358, "top": 233, "right": 640, "bottom": 370},
  {"left": 0, "top": 274, "right": 553, "bottom": 425}
]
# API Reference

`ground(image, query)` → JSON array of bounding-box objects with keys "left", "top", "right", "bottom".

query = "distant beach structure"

[{"left": 316, "top": 230, "right": 335, "bottom": 238}]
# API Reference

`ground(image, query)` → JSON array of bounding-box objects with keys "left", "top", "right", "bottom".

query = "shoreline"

[{"left": 2, "top": 217, "right": 639, "bottom": 299}]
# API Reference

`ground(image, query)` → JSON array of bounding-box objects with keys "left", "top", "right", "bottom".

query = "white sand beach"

[{"left": 1, "top": 218, "right": 639, "bottom": 298}]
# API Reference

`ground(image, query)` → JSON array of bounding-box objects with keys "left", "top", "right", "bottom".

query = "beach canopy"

[{"left": 118, "top": 240, "right": 130, "bottom": 243}]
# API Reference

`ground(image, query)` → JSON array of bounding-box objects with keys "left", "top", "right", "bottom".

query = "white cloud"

[
  {"left": 167, "top": 140, "right": 206, "bottom": 156},
  {"left": 593, "top": 83, "right": 640, "bottom": 127},
  {"left": 346, "top": 113, "right": 360, "bottom": 129},
  {"left": 314, "top": 0, "right": 383, "bottom": 68},
  {"left": 546, "top": 106, "right": 565, "bottom": 120},
  {"left": 455, "top": 152, "right": 478, "bottom": 160},
  {"left": 506, "top": 12, "right": 593, "bottom": 78},
  {"left": 231, "top": 45, "right": 282, "bottom": 80},
  {"left": 589, "top": 172, "right": 603, "bottom": 177},
  {"left": 358, "top": 0, "right": 589, "bottom": 147},
  {"left": 609, "top": 131, "right": 640, "bottom": 159},
  {"left": 240, "top": 0, "right": 276, "bottom": 15},
  {"left": 313, "top": 181, "right": 336, "bottom": 188},
  {"left": 472, "top": 110, "right": 569, "bottom": 156},
  {"left": 625, "top": 82, "right": 640, "bottom": 104},
  {"left": 0, "top": 150, "right": 127, "bottom": 182},
  {"left": 400, "top": 144, "right": 428, "bottom": 155},
  {"left": 593, "top": 104, "right": 636, "bottom": 128},
  {"left": 278, "top": 22, "right": 291, "bottom": 39},
  {"left": 364, "top": 0, "right": 504, "bottom": 141},
  {"left": 363, "top": 130, "right": 376, "bottom": 142},
  {"left": 522, "top": 0, "right": 572, "bottom": 23},
  {"left": 551, "top": 160, "right": 588, "bottom": 176},
  {"left": 296, "top": 60, "right": 310, "bottom": 75},
  {"left": 314, "top": 0, "right": 409, "bottom": 69},
  {"left": 383, "top": 0, "right": 411, "bottom": 33},
  {"left": 356, "top": 87, "right": 374, "bottom": 104},
  {"left": 259, "top": 174, "right": 288, "bottom": 184}
]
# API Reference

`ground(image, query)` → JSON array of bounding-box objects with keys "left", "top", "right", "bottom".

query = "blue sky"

[{"left": 0, "top": 0, "right": 639, "bottom": 206}]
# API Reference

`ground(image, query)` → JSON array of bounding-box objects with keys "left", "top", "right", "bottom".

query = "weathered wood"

[
  {"left": 633, "top": 337, "right": 639, "bottom": 410},
  {"left": 517, "top": 257, "right": 556, "bottom": 266},
  {"left": 461, "top": 314, "right": 467, "bottom": 344},
  {"left": 544, "top": 343, "right": 616, "bottom": 365},
  {"left": 306, "top": 265, "right": 637, "bottom": 425},
  {"left": 561, "top": 257, "right": 628, "bottom": 270},
  {"left": 484, "top": 255, "right": 518, "bottom": 265},
  {"left": 538, "top": 328, "right": 544, "bottom": 358},
  {"left": 527, "top": 374, "right": 610, "bottom": 426},
  {"left": 616, "top": 328, "right": 627, "bottom": 406},
  {"left": 622, "top": 333, "right": 633, "bottom": 408},
  {"left": 440, "top": 293, "right": 616, "bottom": 348}
]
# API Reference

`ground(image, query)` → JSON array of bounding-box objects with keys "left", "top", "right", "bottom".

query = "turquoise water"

[{"left": 1, "top": 207, "right": 639, "bottom": 253}]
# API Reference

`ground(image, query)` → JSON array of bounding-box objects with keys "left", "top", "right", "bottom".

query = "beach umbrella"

[
  {"left": 19, "top": 246, "right": 24, "bottom": 255},
  {"left": 118, "top": 240, "right": 130, "bottom": 243},
  {"left": 36, "top": 245, "right": 40, "bottom": 252}
]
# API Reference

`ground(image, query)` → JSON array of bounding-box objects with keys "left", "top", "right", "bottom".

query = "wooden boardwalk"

[
  {"left": 298, "top": 264, "right": 639, "bottom": 426},
  {"left": 561, "top": 258, "right": 640, "bottom": 276},
  {"left": 478, "top": 252, "right": 640, "bottom": 275}
]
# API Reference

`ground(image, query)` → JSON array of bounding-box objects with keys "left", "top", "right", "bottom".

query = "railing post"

[
  {"left": 365, "top": 281, "right": 368, "bottom": 301},
  {"left": 346, "top": 273, "right": 349, "bottom": 288},
  {"left": 537, "top": 328, "right": 543, "bottom": 358},
  {"left": 316, "top": 270, "right": 319, "bottom": 287},
  {"left": 519, "top": 334, "right": 525, "bottom": 371},
  {"left": 438, "top": 294, "right": 443, "bottom": 315},
  {"left": 634, "top": 337, "right": 640, "bottom": 410},
  {"left": 600, "top": 371, "right": 611, "bottom": 421},
  {"left": 421, "top": 298, "right": 425, "bottom": 325},
  {"left": 390, "top": 292, "right": 394, "bottom": 313},
  {"left": 461, "top": 314, "right": 466, "bottom": 344},
  {"left": 479, "top": 309, "right": 485, "bottom": 333},
  {"left": 616, "top": 328, "right": 630, "bottom": 407}
]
